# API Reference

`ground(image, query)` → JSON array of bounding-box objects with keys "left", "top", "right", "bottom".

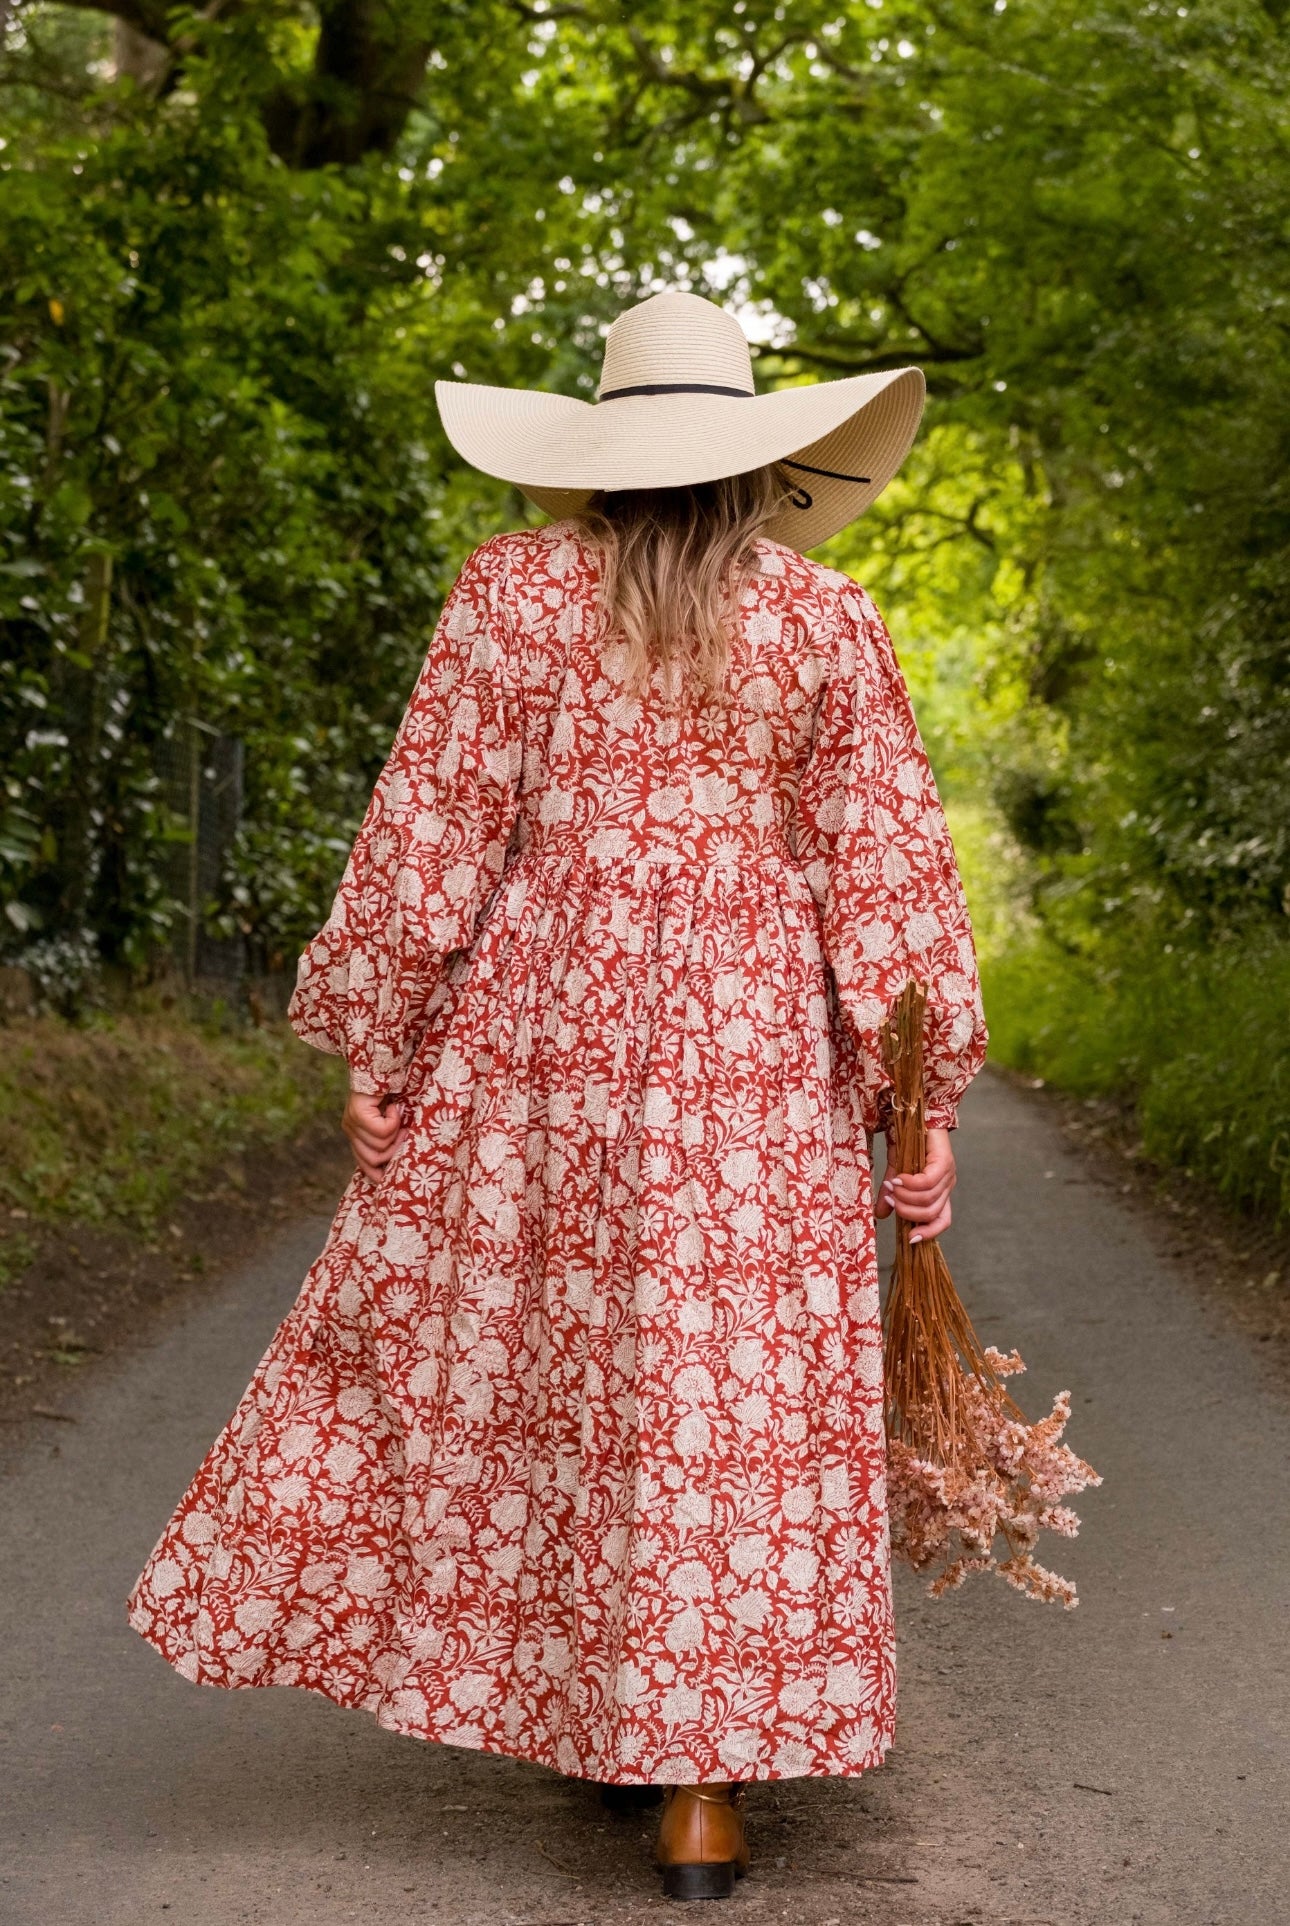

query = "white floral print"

[{"left": 128, "top": 524, "right": 985, "bottom": 1784}]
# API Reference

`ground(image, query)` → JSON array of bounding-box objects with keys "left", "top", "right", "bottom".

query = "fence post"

[
  {"left": 186, "top": 713, "right": 201, "bottom": 986},
  {"left": 159, "top": 719, "right": 245, "bottom": 986}
]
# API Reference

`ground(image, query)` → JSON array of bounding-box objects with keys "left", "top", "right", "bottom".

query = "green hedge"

[{"left": 983, "top": 933, "right": 1290, "bottom": 1223}]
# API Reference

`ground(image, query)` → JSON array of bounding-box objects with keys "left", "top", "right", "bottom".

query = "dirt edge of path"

[
  {"left": 0, "top": 1121, "right": 352, "bottom": 1446},
  {"left": 990, "top": 1063, "right": 1290, "bottom": 1373}
]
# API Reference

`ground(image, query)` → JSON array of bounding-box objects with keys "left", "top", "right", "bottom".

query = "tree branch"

[
  {"left": 622, "top": 24, "right": 800, "bottom": 131},
  {"left": 42, "top": 0, "right": 442, "bottom": 167},
  {"left": 262, "top": 0, "right": 438, "bottom": 167},
  {"left": 761, "top": 331, "right": 982, "bottom": 375},
  {"left": 505, "top": 0, "right": 594, "bottom": 19},
  {"left": 53, "top": 0, "right": 172, "bottom": 44},
  {"left": 884, "top": 282, "right": 984, "bottom": 364}
]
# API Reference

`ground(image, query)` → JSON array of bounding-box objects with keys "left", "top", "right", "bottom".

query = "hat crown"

[{"left": 599, "top": 292, "right": 754, "bottom": 399}]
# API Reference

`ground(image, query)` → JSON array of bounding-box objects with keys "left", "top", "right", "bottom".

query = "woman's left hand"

[{"left": 875, "top": 1126, "right": 957, "bottom": 1243}]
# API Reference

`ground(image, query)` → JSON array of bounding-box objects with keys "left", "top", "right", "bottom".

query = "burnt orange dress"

[{"left": 129, "top": 525, "right": 985, "bottom": 1784}]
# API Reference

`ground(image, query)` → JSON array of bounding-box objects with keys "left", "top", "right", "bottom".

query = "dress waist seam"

[{"left": 516, "top": 835, "right": 800, "bottom": 870}]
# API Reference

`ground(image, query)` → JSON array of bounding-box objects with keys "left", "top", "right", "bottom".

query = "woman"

[{"left": 129, "top": 291, "right": 985, "bottom": 1901}]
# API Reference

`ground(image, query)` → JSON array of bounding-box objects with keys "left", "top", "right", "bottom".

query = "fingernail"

[{"left": 910, "top": 1233, "right": 922, "bottom": 1245}]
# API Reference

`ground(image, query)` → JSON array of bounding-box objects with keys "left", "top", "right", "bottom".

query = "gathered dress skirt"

[{"left": 128, "top": 840, "right": 895, "bottom": 1784}]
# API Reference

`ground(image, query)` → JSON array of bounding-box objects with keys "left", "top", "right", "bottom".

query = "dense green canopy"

[{"left": 2, "top": 0, "right": 1288, "bottom": 1207}]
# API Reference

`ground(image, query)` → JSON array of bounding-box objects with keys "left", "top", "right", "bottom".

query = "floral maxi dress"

[{"left": 129, "top": 525, "right": 986, "bottom": 1785}]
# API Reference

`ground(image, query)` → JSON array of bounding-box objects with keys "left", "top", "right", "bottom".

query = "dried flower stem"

[
  {"left": 881, "top": 981, "right": 1017, "bottom": 1463},
  {"left": 880, "top": 981, "right": 1101, "bottom": 1606}
]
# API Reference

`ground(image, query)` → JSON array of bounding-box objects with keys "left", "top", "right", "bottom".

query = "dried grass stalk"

[{"left": 880, "top": 980, "right": 1101, "bottom": 1607}]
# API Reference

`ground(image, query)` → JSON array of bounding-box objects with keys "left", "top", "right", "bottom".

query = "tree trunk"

[
  {"left": 57, "top": 0, "right": 440, "bottom": 168},
  {"left": 261, "top": 0, "right": 436, "bottom": 168},
  {"left": 113, "top": 18, "right": 169, "bottom": 88}
]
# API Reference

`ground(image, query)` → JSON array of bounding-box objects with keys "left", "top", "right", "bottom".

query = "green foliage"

[
  {"left": 984, "top": 934, "right": 1290, "bottom": 1223},
  {"left": 0, "top": 3, "right": 626, "bottom": 968},
  {"left": 0, "top": 1228, "right": 36, "bottom": 1293},
  {"left": 1, "top": 0, "right": 1288, "bottom": 1213}
]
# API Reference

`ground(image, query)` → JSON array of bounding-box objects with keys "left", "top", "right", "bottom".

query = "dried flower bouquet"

[{"left": 880, "top": 982, "right": 1101, "bottom": 1607}]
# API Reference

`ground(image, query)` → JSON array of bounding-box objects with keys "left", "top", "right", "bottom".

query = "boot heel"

[{"left": 661, "top": 1861, "right": 737, "bottom": 1900}]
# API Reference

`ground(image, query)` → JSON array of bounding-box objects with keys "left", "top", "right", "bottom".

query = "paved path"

[{"left": 2, "top": 1073, "right": 1287, "bottom": 1926}]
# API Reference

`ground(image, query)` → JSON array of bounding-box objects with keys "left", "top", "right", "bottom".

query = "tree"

[
  {"left": 49, "top": 0, "right": 450, "bottom": 167},
  {"left": 2, "top": 0, "right": 1288, "bottom": 998}
]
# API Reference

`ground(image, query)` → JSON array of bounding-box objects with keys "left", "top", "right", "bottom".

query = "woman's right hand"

[{"left": 343, "top": 1089, "right": 406, "bottom": 1184}]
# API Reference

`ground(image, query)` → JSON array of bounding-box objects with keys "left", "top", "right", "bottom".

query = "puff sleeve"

[
  {"left": 792, "top": 579, "right": 987, "bottom": 1131},
  {"left": 288, "top": 538, "right": 522, "bottom": 1096}
]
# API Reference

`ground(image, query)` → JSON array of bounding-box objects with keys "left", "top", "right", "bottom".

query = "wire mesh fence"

[{"left": 154, "top": 718, "right": 245, "bottom": 984}]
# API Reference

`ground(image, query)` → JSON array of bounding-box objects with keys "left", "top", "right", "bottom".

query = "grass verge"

[
  {"left": 0, "top": 1009, "right": 346, "bottom": 1252},
  {"left": 982, "top": 931, "right": 1290, "bottom": 1224}
]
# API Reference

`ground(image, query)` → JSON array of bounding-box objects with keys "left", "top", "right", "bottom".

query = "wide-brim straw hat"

[{"left": 435, "top": 291, "right": 926, "bottom": 553}]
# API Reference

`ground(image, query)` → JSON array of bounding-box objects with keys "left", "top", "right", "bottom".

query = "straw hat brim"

[{"left": 435, "top": 365, "right": 925, "bottom": 553}]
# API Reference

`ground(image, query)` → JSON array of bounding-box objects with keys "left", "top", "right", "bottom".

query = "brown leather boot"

[{"left": 656, "top": 1783, "right": 749, "bottom": 1899}]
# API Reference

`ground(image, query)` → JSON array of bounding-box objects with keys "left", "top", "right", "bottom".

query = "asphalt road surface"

[{"left": 2, "top": 1072, "right": 1287, "bottom": 1926}]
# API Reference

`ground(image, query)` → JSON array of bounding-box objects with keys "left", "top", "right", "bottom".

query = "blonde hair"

[{"left": 577, "top": 463, "right": 791, "bottom": 697}]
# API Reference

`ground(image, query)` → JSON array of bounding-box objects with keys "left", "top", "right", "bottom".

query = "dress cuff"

[
  {"left": 346, "top": 1064, "right": 388, "bottom": 1098},
  {"left": 923, "top": 1102, "right": 959, "bottom": 1131}
]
